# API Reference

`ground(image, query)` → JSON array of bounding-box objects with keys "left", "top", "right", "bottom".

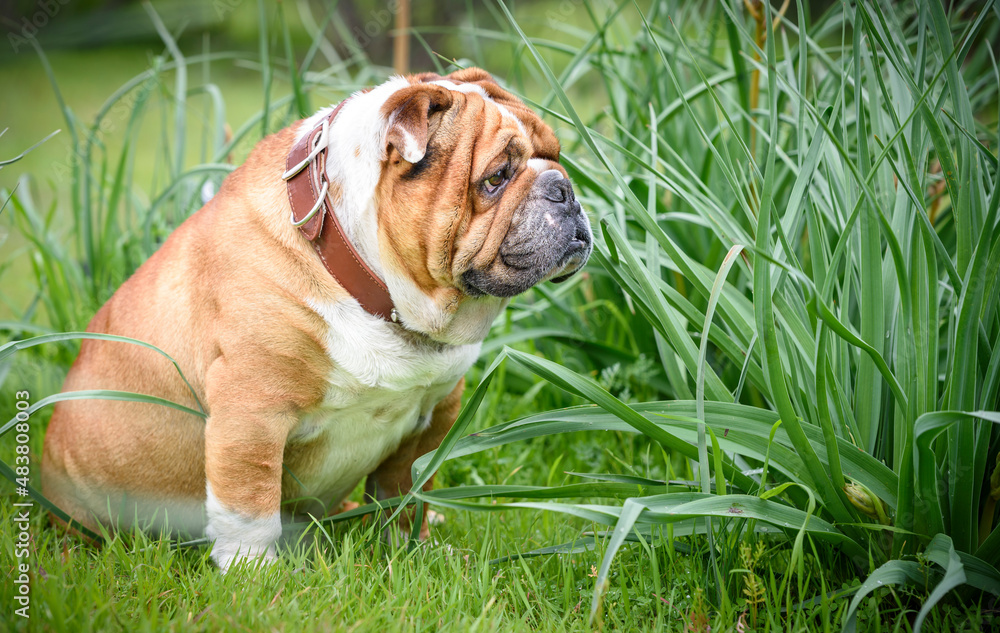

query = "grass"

[
  {"left": 0, "top": 483, "right": 995, "bottom": 632},
  {"left": 0, "top": 431, "right": 878, "bottom": 632},
  {"left": 3, "top": 0, "right": 1000, "bottom": 630}
]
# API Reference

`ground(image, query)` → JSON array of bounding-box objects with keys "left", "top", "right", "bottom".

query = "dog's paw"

[
  {"left": 205, "top": 485, "right": 282, "bottom": 573},
  {"left": 213, "top": 547, "right": 279, "bottom": 574},
  {"left": 207, "top": 525, "right": 281, "bottom": 573},
  {"left": 337, "top": 500, "right": 360, "bottom": 514}
]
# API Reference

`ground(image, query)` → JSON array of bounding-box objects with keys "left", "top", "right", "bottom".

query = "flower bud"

[{"left": 844, "top": 483, "right": 890, "bottom": 525}]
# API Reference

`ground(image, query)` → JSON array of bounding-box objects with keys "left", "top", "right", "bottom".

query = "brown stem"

[
  {"left": 393, "top": 0, "right": 411, "bottom": 75},
  {"left": 745, "top": 0, "right": 791, "bottom": 154}
]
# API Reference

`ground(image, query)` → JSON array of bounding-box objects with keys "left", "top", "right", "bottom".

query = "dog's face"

[{"left": 330, "top": 68, "right": 591, "bottom": 343}]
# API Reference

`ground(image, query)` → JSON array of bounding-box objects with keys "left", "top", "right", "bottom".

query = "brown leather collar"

[{"left": 284, "top": 101, "right": 398, "bottom": 323}]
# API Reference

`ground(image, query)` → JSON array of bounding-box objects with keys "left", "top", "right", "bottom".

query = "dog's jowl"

[{"left": 41, "top": 68, "right": 592, "bottom": 572}]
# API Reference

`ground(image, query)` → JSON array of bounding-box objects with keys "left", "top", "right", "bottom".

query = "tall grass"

[
  {"left": 396, "top": 0, "right": 1000, "bottom": 627},
  {"left": 2, "top": 0, "right": 1000, "bottom": 630}
]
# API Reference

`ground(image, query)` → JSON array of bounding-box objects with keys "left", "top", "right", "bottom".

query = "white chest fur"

[{"left": 288, "top": 299, "right": 480, "bottom": 505}]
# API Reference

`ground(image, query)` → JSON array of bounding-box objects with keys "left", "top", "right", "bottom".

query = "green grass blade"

[
  {"left": 0, "top": 332, "right": 205, "bottom": 414},
  {"left": 914, "top": 535, "right": 967, "bottom": 633},
  {"left": 144, "top": 2, "right": 186, "bottom": 179},
  {"left": 1, "top": 390, "right": 205, "bottom": 439},
  {"left": 914, "top": 411, "right": 1000, "bottom": 544},
  {"left": 842, "top": 560, "right": 928, "bottom": 633}
]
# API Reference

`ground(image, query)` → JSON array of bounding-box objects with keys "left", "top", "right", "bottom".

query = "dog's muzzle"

[{"left": 463, "top": 169, "right": 593, "bottom": 298}]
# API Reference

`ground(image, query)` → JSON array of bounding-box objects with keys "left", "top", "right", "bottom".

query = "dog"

[{"left": 41, "top": 67, "right": 592, "bottom": 571}]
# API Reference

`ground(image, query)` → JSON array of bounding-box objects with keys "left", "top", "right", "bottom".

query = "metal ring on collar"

[
  {"left": 281, "top": 118, "right": 330, "bottom": 181},
  {"left": 290, "top": 180, "right": 328, "bottom": 227}
]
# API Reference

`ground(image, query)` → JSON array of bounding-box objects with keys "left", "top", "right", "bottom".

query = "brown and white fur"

[{"left": 41, "top": 68, "right": 592, "bottom": 571}]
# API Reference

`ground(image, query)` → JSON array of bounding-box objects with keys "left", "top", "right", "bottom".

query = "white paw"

[
  {"left": 212, "top": 547, "right": 279, "bottom": 574},
  {"left": 205, "top": 484, "right": 282, "bottom": 573}
]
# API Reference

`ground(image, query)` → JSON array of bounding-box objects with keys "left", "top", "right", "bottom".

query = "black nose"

[{"left": 539, "top": 170, "right": 576, "bottom": 205}]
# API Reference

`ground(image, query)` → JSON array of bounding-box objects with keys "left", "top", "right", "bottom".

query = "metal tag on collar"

[{"left": 390, "top": 309, "right": 400, "bottom": 323}]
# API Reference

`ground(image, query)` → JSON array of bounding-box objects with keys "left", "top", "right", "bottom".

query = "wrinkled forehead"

[
  {"left": 430, "top": 79, "right": 529, "bottom": 134},
  {"left": 410, "top": 71, "right": 561, "bottom": 162}
]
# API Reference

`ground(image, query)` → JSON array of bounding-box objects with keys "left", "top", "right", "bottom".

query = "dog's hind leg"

[{"left": 364, "top": 377, "right": 464, "bottom": 541}]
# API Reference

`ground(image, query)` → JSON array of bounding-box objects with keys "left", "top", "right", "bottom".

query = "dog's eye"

[{"left": 484, "top": 169, "right": 507, "bottom": 193}]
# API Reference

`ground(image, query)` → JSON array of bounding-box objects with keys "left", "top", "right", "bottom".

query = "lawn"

[{"left": 2, "top": 0, "right": 1000, "bottom": 631}]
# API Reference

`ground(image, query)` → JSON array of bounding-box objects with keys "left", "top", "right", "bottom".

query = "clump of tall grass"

[{"left": 390, "top": 0, "right": 1000, "bottom": 628}]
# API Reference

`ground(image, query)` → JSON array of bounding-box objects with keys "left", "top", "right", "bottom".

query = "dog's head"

[{"left": 313, "top": 68, "right": 592, "bottom": 344}]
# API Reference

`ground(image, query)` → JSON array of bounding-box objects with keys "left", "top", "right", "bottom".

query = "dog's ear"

[{"left": 383, "top": 85, "right": 453, "bottom": 164}]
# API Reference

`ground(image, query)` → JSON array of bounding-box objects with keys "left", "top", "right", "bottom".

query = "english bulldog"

[{"left": 41, "top": 68, "right": 592, "bottom": 571}]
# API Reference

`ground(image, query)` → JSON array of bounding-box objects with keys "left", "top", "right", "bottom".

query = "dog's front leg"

[{"left": 203, "top": 365, "right": 298, "bottom": 572}]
